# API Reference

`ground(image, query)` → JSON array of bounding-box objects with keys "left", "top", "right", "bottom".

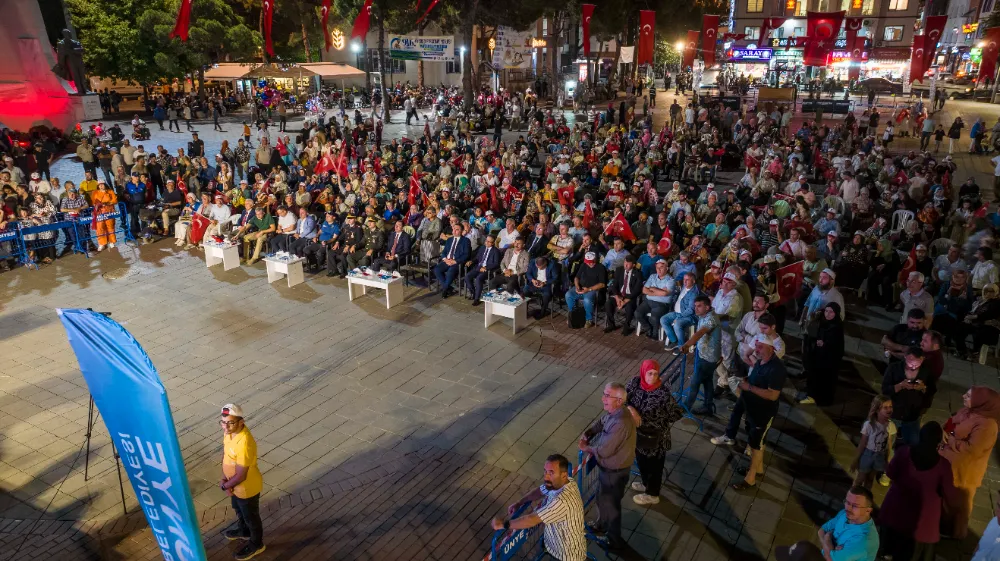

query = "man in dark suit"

[
  {"left": 371, "top": 220, "right": 411, "bottom": 272},
  {"left": 433, "top": 224, "right": 470, "bottom": 297},
  {"left": 524, "top": 223, "right": 550, "bottom": 259},
  {"left": 604, "top": 255, "right": 643, "bottom": 334},
  {"left": 523, "top": 256, "right": 558, "bottom": 319},
  {"left": 464, "top": 234, "right": 502, "bottom": 305}
]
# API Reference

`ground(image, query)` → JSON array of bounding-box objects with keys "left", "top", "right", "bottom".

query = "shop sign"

[
  {"left": 871, "top": 47, "right": 910, "bottom": 60},
  {"left": 829, "top": 50, "right": 868, "bottom": 63},
  {"left": 971, "top": 47, "right": 982, "bottom": 63},
  {"left": 962, "top": 23, "right": 978, "bottom": 34},
  {"left": 729, "top": 48, "right": 773, "bottom": 61},
  {"left": 768, "top": 38, "right": 847, "bottom": 48}
]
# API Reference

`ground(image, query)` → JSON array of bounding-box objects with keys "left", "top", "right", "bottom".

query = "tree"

[{"left": 65, "top": 0, "right": 161, "bottom": 86}]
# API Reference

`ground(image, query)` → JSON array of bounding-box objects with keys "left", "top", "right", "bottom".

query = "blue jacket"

[
  {"left": 318, "top": 220, "right": 340, "bottom": 242},
  {"left": 673, "top": 285, "right": 700, "bottom": 318},
  {"left": 385, "top": 230, "right": 412, "bottom": 256},
  {"left": 125, "top": 180, "right": 146, "bottom": 204},
  {"left": 441, "top": 235, "right": 471, "bottom": 264},
  {"left": 470, "top": 245, "right": 502, "bottom": 270},
  {"left": 295, "top": 215, "right": 317, "bottom": 239},
  {"left": 526, "top": 259, "right": 559, "bottom": 288}
]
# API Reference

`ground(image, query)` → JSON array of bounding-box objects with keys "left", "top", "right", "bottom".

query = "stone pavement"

[{"left": 2, "top": 91, "right": 999, "bottom": 561}]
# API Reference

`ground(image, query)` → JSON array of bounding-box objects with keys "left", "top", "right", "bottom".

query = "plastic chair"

[
  {"left": 929, "top": 237, "right": 954, "bottom": 259},
  {"left": 891, "top": 209, "right": 915, "bottom": 234}
]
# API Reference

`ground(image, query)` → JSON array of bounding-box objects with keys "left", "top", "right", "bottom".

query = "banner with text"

[
  {"left": 57, "top": 308, "right": 207, "bottom": 561},
  {"left": 494, "top": 27, "right": 534, "bottom": 68},
  {"left": 388, "top": 35, "right": 455, "bottom": 61}
]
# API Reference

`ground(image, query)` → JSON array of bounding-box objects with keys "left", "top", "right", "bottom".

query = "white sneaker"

[
  {"left": 711, "top": 435, "right": 735, "bottom": 446},
  {"left": 631, "top": 481, "right": 646, "bottom": 493},
  {"left": 108, "top": 243, "right": 116, "bottom": 249},
  {"left": 96, "top": 244, "right": 105, "bottom": 252},
  {"left": 174, "top": 240, "right": 184, "bottom": 246},
  {"left": 633, "top": 494, "right": 660, "bottom": 506},
  {"left": 879, "top": 474, "right": 891, "bottom": 487}
]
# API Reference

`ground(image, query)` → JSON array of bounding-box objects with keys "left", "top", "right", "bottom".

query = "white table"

[
  {"left": 203, "top": 241, "right": 240, "bottom": 271},
  {"left": 483, "top": 296, "right": 528, "bottom": 334},
  {"left": 347, "top": 272, "right": 404, "bottom": 309},
  {"left": 263, "top": 255, "right": 305, "bottom": 288}
]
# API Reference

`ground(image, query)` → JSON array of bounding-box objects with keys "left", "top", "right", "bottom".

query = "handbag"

[{"left": 635, "top": 427, "right": 659, "bottom": 450}]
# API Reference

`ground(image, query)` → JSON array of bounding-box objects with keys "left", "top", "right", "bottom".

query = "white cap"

[
  {"left": 916, "top": 243, "right": 927, "bottom": 250},
  {"left": 769, "top": 219, "right": 779, "bottom": 225},
  {"left": 821, "top": 268, "right": 837, "bottom": 280},
  {"left": 723, "top": 272, "right": 739, "bottom": 282},
  {"left": 754, "top": 333, "right": 775, "bottom": 347},
  {"left": 584, "top": 251, "right": 597, "bottom": 261},
  {"left": 221, "top": 403, "right": 245, "bottom": 417}
]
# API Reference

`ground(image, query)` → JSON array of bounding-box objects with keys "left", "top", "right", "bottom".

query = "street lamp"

[{"left": 675, "top": 41, "right": 685, "bottom": 51}]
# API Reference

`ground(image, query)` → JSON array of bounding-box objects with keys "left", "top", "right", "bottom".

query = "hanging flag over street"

[
  {"left": 351, "top": 0, "right": 374, "bottom": 41},
  {"left": 169, "top": 0, "right": 193, "bottom": 41},
  {"left": 804, "top": 11, "right": 845, "bottom": 67},
  {"left": 637, "top": 10, "right": 656, "bottom": 65},
  {"left": 701, "top": 15, "right": 720, "bottom": 68},
  {"left": 581, "top": 4, "right": 596, "bottom": 57}
]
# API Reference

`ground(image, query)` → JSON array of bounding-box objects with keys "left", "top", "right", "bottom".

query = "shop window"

[
  {"left": 862, "top": 0, "right": 874, "bottom": 15},
  {"left": 883, "top": 26, "right": 903, "bottom": 41},
  {"left": 366, "top": 49, "right": 406, "bottom": 73},
  {"left": 747, "top": 0, "right": 764, "bottom": 12},
  {"left": 446, "top": 48, "right": 461, "bottom": 74},
  {"left": 888, "top": 0, "right": 908, "bottom": 9},
  {"left": 793, "top": 27, "right": 804, "bottom": 37},
  {"left": 795, "top": 0, "right": 807, "bottom": 16},
  {"left": 984, "top": 0, "right": 994, "bottom": 12},
  {"left": 817, "top": 0, "right": 832, "bottom": 10},
  {"left": 744, "top": 26, "right": 760, "bottom": 40},
  {"left": 776, "top": 27, "right": 785, "bottom": 38}
]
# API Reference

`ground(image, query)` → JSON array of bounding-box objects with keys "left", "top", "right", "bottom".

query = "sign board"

[
  {"left": 729, "top": 48, "right": 773, "bottom": 62},
  {"left": 829, "top": 50, "right": 868, "bottom": 63},
  {"left": 963, "top": 23, "right": 979, "bottom": 34},
  {"left": 768, "top": 38, "right": 847, "bottom": 49},
  {"left": 388, "top": 35, "right": 455, "bottom": 61},
  {"left": 800, "top": 99, "right": 852, "bottom": 114},
  {"left": 757, "top": 86, "right": 796, "bottom": 101},
  {"left": 494, "top": 27, "right": 534, "bottom": 69}
]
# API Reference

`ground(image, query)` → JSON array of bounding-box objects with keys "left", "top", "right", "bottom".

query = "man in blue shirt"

[
  {"left": 817, "top": 487, "right": 879, "bottom": 561},
  {"left": 602, "top": 238, "right": 629, "bottom": 271},
  {"left": 634, "top": 260, "right": 675, "bottom": 338},
  {"left": 301, "top": 211, "right": 339, "bottom": 271},
  {"left": 669, "top": 251, "right": 696, "bottom": 283},
  {"left": 636, "top": 242, "right": 662, "bottom": 281}
]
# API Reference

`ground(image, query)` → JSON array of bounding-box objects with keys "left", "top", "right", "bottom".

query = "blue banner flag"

[{"left": 57, "top": 308, "right": 207, "bottom": 561}]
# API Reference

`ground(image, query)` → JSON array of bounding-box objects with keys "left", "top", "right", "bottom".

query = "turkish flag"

[
  {"left": 583, "top": 199, "right": 595, "bottom": 229},
  {"left": 844, "top": 17, "right": 863, "bottom": 46},
  {"left": 759, "top": 18, "right": 786, "bottom": 44},
  {"left": 980, "top": 27, "right": 1000, "bottom": 84},
  {"left": 351, "top": 0, "right": 373, "bottom": 41},
  {"left": 582, "top": 4, "right": 596, "bottom": 57},
  {"left": 656, "top": 228, "right": 673, "bottom": 256},
  {"left": 850, "top": 35, "right": 867, "bottom": 63},
  {"left": 804, "top": 11, "right": 845, "bottom": 67},
  {"left": 190, "top": 212, "right": 210, "bottom": 245},
  {"left": 909, "top": 35, "right": 927, "bottom": 83},
  {"left": 776, "top": 260, "right": 804, "bottom": 305},
  {"left": 321, "top": 0, "right": 333, "bottom": 51},
  {"left": 898, "top": 247, "right": 917, "bottom": 283},
  {"left": 557, "top": 185, "right": 574, "bottom": 206},
  {"left": 638, "top": 11, "right": 656, "bottom": 65},
  {"left": 314, "top": 149, "right": 336, "bottom": 175},
  {"left": 169, "top": 0, "right": 192, "bottom": 41},
  {"left": 604, "top": 212, "right": 636, "bottom": 242},
  {"left": 263, "top": 0, "right": 275, "bottom": 56},
  {"left": 701, "top": 15, "right": 720, "bottom": 68},
  {"left": 683, "top": 30, "right": 699, "bottom": 69},
  {"left": 923, "top": 15, "right": 947, "bottom": 72}
]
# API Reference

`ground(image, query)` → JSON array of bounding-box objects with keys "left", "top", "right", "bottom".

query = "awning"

[
  {"left": 203, "top": 63, "right": 255, "bottom": 80},
  {"left": 298, "top": 63, "right": 366, "bottom": 78}
]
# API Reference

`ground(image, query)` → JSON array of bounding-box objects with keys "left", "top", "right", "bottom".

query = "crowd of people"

[{"left": 2, "top": 75, "right": 1000, "bottom": 561}]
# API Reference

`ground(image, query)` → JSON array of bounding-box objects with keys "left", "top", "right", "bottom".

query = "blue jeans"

[
  {"left": 660, "top": 312, "right": 695, "bottom": 346},
  {"left": 893, "top": 419, "right": 920, "bottom": 447},
  {"left": 565, "top": 288, "right": 597, "bottom": 321},
  {"left": 686, "top": 350, "right": 719, "bottom": 411}
]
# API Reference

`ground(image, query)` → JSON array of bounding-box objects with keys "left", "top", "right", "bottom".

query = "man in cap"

[
  {"left": 802, "top": 269, "right": 845, "bottom": 323},
  {"left": 814, "top": 208, "right": 840, "bottom": 239},
  {"left": 328, "top": 214, "right": 363, "bottom": 277},
  {"left": 346, "top": 216, "right": 385, "bottom": 270},
  {"left": 711, "top": 271, "right": 744, "bottom": 392},
  {"left": 565, "top": 251, "right": 607, "bottom": 328},
  {"left": 759, "top": 219, "right": 780, "bottom": 253},
  {"left": 218, "top": 404, "right": 266, "bottom": 560}
]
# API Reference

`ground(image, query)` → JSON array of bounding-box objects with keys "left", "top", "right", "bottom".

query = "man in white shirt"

[
  {"left": 268, "top": 206, "right": 298, "bottom": 253},
  {"left": 736, "top": 295, "right": 786, "bottom": 362},
  {"left": 206, "top": 194, "right": 233, "bottom": 237},
  {"left": 839, "top": 171, "right": 859, "bottom": 204},
  {"left": 972, "top": 246, "right": 999, "bottom": 291},
  {"left": 933, "top": 243, "right": 967, "bottom": 285},
  {"left": 778, "top": 228, "right": 808, "bottom": 261},
  {"left": 991, "top": 152, "right": 1000, "bottom": 200},
  {"left": 497, "top": 218, "right": 520, "bottom": 249},
  {"left": 712, "top": 272, "right": 744, "bottom": 389}
]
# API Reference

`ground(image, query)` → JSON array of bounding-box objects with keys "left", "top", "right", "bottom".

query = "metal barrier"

[
  {"left": 0, "top": 225, "right": 25, "bottom": 264},
  {"left": 0, "top": 203, "right": 133, "bottom": 271},
  {"left": 18, "top": 221, "right": 73, "bottom": 268},
  {"left": 73, "top": 203, "right": 133, "bottom": 257}
]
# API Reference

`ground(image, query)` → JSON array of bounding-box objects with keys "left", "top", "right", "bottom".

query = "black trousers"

[
  {"left": 523, "top": 283, "right": 552, "bottom": 312},
  {"left": 604, "top": 296, "right": 637, "bottom": 328},
  {"left": 301, "top": 241, "right": 327, "bottom": 266},
  {"left": 488, "top": 273, "right": 520, "bottom": 293},
  {"left": 635, "top": 450, "right": 666, "bottom": 496},
  {"left": 231, "top": 493, "right": 263, "bottom": 548},
  {"left": 596, "top": 465, "right": 630, "bottom": 548},
  {"left": 326, "top": 247, "right": 347, "bottom": 274},
  {"left": 464, "top": 269, "right": 490, "bottom": 301},
  {"left": 634, "top": 300, "right": 669, "bottom": 336}
]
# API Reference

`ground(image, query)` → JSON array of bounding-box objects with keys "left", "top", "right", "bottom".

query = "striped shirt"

[{"left": 536, "top": 481, "right": 587, "bottom": 561}]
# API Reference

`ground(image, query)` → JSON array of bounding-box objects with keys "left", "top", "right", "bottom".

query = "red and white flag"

[
  {"left": 776, "top": 260, "right": 804, "bottom": 305},
  {"left": 803, "top": 11, "right": 845, "bottom": 67},
  {"left": 701, "top": 15, "right": 719, "bottom": 68},
  {"left": 582, "top": 4, "right": 596, "bottom": 57},
  {"left": 321, "top": 0, "right": 333, "bottom": 51},
  {"left": 604, "top": 212, "right": 636, "bottom": 242},
  {"left": 637, "top": 11, "right": 656, "bottom": 65},
  {"left": 656, "top": 228, "right": 673, "bottom": 256},
  {"left": 557, "top": 185, "right": 574, "bottom": 207},
  {"left": 898, "top": 247, "right": 917, "bottom": 283},
  {"left": 351, "top": 0, "right": 373, "bottom": 40},
  {"left": 582, "top": 199, "right": 595, "bottom": 229},
  {"left": 683, "top": 30, "right": 699, "bottom": 69},
  {"left": 190, "top": 212, "right": 210, "bottom": 245},
  {"left": 263, "top": 0, "right": 275, "bottom": 56}
]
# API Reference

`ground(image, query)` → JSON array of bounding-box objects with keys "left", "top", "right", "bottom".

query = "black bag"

[
  {"left": 568, "top": 305, "right": 586, "bottom": 329},
  {"left": 635, "top": 428, "right": 659, "bottom": 450}
]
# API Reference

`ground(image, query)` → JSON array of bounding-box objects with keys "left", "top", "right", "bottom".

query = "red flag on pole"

[
  {"left": 604, "top": 212, "right": 636, "bottom": 242},
  {"left": 759, "top": 18, "right": 786, "bottom": 44},
  {"left": 844, "top": 17, "right": 863, "bottom": 46},
  {"left": 351, "top": 0, "right": 374, "bottom": 40},
  {"left": 638, "top": 11, "right": 656, "bottom": 65},
  {"left": 701, "top": 15, "right": 720, "bottom": 68},
  {"left": 804, "top": 11, "right": 845, "bottom": 66},
  {"left": 980, "top": 28, "right": 1000, "bottom": 85},
  {"left": 415, "top": 0, "right": 439, "bottom": 24},
  {"left": 321, "top": 0, "right": 333, "bottom": 51},
  {"left": 557, "top": 185, "right": 575, "bottom": 206},
  {"left": 909, "top": 35, "right": 927, "bottom": 83},
  {"left": 190, "top": 212, "right": 210, "bottom": 245},
  {"left": 683, "top": 30, "right": 699, "bottom": 69},
  {"left": 314, "top": 150, "right": 336, "bottom": 175},
  {"left": 169, "top": 0, "right": 193, "bottom": 41},
  {"left": 776, "top": 260, "right": 804, "bottom": 305},
  {"left": 263, "top": 0, "right": 275, "bottom": 56},
  {"left": 582, "top": 4, "right": 596, "bottom": 57},
  {"left": 583, "top": 199, "right": 595, "bottom": 228},
  {"left": 898, "top": 247, "right": 917, "bottom": 283},
  {"left": 656, "top": 228, "right": 673, "bottom": 256}
]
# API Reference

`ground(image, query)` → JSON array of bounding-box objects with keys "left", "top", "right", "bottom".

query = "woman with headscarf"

[
  {"left": 878, "top": 422, "right": 957, "bottom": 561},
  {"left": 625, "top": 360, "right": 685, "bottom": 506},
  {"left": 867, "top": 238, "right": 900, "bottom": 309},
  {"left": 939, "top": 386, "right": 1000, "bottom": 539},
  {"left": 799, "top": 302, "right": 845, "bottom": 406},
  {"left": 835, "top": 231, "right": 870, "bottom": 290}
]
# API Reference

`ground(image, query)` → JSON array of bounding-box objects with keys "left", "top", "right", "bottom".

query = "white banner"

[
  {"left": 493, "top": 27, "right": 534, "bottom": 68},
  {"left": 388, "top": 35, "right": 455, "bottom": 61},
  {"left": 620, "top": 46, "right": 635, "bottom": 64}
]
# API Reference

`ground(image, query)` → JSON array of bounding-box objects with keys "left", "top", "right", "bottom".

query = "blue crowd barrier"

[
  {"left": 0, "top": 225, "right": 25, "bottom": 264},
  {"left": 72, "top": 202, "right": 133, "bottom": 256},
  {"left": 0, "top": 203, "right": 133, "bottom": 271}
]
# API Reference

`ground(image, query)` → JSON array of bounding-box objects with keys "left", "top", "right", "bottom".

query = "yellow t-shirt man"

[
  {"left": 223, "top": 426, "right": 263, "bottom": 499},
  {"left": 78, "top": 179, "right": 99, "bottom": 204}
]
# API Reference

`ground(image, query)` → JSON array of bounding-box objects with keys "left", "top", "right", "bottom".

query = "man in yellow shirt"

[
  {"left": 219, "top": 404, "right": 266, "bottom": 560},
  {"left": 78, "top": 170, "right": 99, "bottom": 204}
]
